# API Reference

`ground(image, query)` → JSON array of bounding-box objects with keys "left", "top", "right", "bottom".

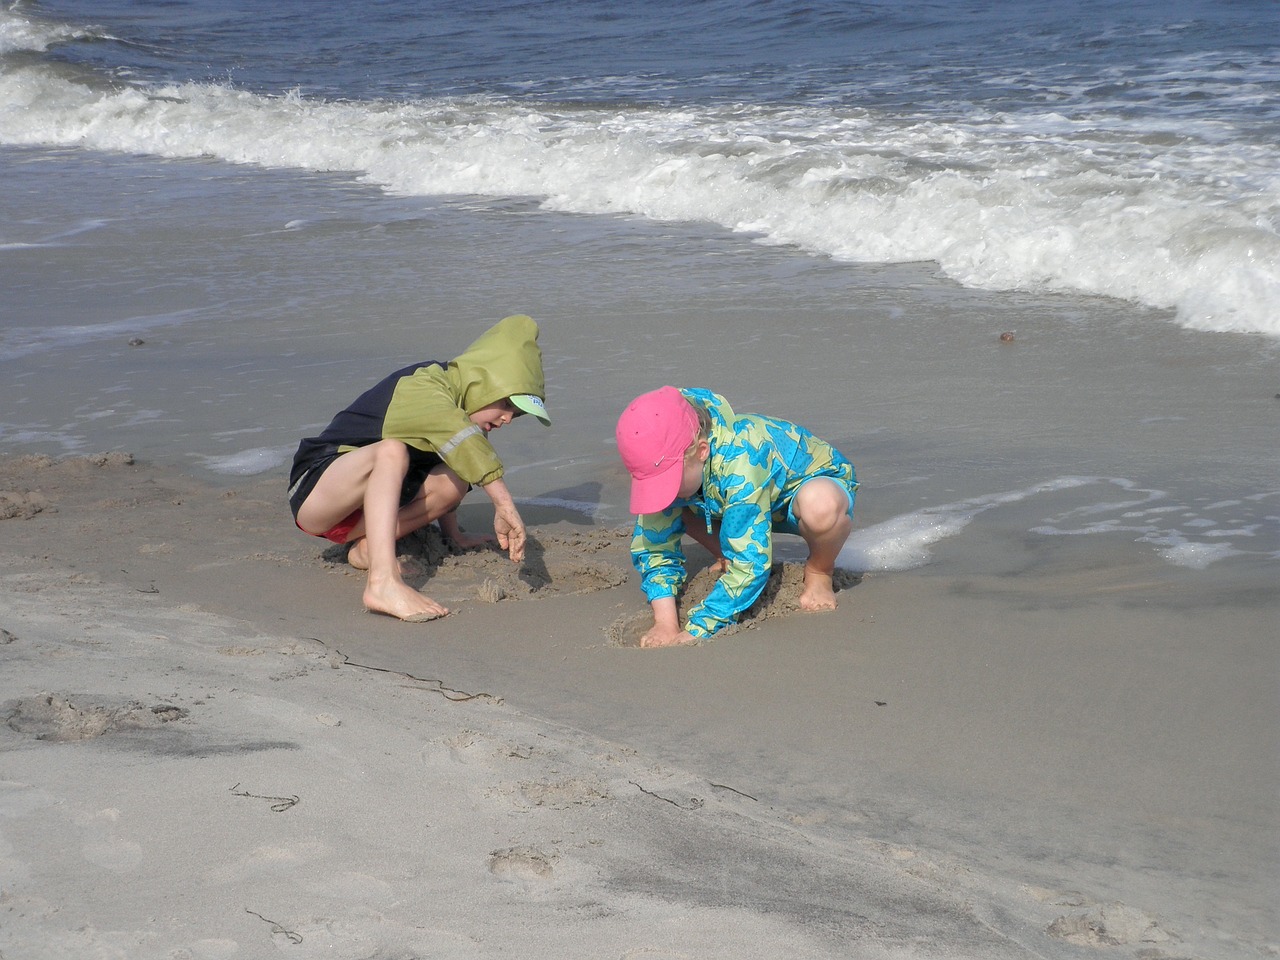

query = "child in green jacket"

[{"left": 290, "top": 315, "right": 550, "bottom": 622}]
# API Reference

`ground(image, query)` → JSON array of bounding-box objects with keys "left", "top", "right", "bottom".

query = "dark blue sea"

[{"left": 4, "top": 0, "right": 1278, "bottom": 332}]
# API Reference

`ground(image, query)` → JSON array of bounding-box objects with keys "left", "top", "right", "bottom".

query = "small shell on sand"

[{"left": 999, "top": 332, "right": 1016, "bottom": 343}]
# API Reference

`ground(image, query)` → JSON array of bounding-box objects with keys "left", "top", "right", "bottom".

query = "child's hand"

[
  {"left": 639, "top": 624, "right": 697, "bottom": 648},
  {"left": 481, "top": 478, "right": 526, "bottom": 564},
  {"left": 492, "top": 503, "right": 526, "bottom": 563}
]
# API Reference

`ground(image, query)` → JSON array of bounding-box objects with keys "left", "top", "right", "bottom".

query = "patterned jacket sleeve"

[
  {"left": 631, "top": 508, "right": 689, "bottom": 602},
  {"left": 684, "top": 437, "right": 778, "bottom": 638}
]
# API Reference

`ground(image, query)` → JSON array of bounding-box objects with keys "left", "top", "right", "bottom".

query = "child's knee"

[
  {"left": 425, "top": 464, "right": 468, "bottom": 507},
  {"left": 795, "top": 479, "right": 852, "bottom": 535},
  {"left": 370, "top": 438, "right": 412, "bottom": 474}
]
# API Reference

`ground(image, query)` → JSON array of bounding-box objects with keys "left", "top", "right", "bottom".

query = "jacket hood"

[{"left": 446, "top": 315, "right": 547, "bottom": 417}]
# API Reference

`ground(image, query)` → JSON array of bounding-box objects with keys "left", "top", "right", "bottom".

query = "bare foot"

[
  {"left": 347, "top": 537, "right": 371, "bottom": 570},
  {"left": 363, "top": 578, "right": 449, "bottom": 622},
  {"left": 446, "top": 530, "right": 495, "bottom": 551},
  {"left": 798, "top": 568, "right": 839, "bottom": 612},
  {"left": 347, "top": 538, "right": 406, "bottom": 575}
]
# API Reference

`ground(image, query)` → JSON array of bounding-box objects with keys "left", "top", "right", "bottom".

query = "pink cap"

[{"left": 616, "top": 386, "right": 698, "bottom": 514}]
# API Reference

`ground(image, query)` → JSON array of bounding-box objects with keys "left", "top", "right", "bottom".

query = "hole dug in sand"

[
  {"left": 608, "top": 561, "right": 862, "bottom": 646},
  {"left": 4, "top": 693, "right": 189, "bottom": 742}
]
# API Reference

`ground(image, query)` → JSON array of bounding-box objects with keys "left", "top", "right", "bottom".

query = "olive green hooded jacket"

[{"left": 292, "top": 315, "right": 547, "bottom": 489}]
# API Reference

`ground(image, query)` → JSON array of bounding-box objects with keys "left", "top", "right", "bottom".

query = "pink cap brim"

[{"left": 628, "top": 458, "right": 683, "bottom": 515}]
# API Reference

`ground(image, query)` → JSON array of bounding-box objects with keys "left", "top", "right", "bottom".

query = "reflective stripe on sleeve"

[{"left": 439, "top": 424, "right": 481, "bottom": 456}]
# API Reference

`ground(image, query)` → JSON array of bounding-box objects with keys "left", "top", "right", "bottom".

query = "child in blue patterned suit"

[{"left": 616, "top": 386, "right": 858, "bottom": 648}]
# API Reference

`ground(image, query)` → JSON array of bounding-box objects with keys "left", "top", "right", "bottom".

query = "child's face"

[
  {"left": 470, "top": 398, "right": 517, "bottom": 433},
  {"left": 676, "top": 439, "right": 709, "bottom": 500}
]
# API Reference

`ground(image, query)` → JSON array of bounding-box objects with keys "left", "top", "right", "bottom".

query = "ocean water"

[
  {"left": 4, "top": 0, "right": 1278, "bottom": 333},
  {"left": 1, "top": 0, "right": 1277, "bottom": 575},
  {"left": 6, "top": 0, "right": 1280, "bottom": 332}
]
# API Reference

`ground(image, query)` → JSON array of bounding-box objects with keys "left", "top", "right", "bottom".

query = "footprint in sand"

[
  {"left": 4, "top": 693, "right": 188, "bottom": 742},
  {"left": 515, "top": 777, "right": 610, "bottom": 810},
  {"left": 488, "top": 845, "right": 555, "bottom": 883},
  {"left": 439, "top": 729, "right": 535, "bottom": 764},
  {"left": 79, "top": 808, "right": 144, "bottom": 873},
  {"left": 1046, "top": 901, "right": 1172, "bottom": 947}
]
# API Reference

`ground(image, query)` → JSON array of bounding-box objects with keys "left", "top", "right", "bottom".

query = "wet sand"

[{"left": 1, "top": 452, "right": 1276, "bottom": 959}]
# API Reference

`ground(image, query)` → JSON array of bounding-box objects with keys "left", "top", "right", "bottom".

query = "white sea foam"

[
  {"left": 838, "top": 477, "right": 1098, "bottom": 571},
  {"left": 196, "top": 446, "right": 292, "bottom": 476},
  {"left": 0, "top": 423, "right": 87, "bottom": 452},
  {"left": 842, "top": 479, "right": 1279, "bottom": 572},
  {"left": 1031, "top": 485, "right": 1280, "bottom": 568},
  {"left": 0, "top": 8, "right": 101, "bottom": 55},
  {"left": 1153, "top": 541, "right": 1242, "bottom": 570},
  {"left": 1, "top": 49, "right": 1276, "bottom": 336}
]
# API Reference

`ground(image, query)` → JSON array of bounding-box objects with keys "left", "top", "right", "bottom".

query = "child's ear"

[{"left": 697, "top": 438, "right": 711, "bottom": 462}]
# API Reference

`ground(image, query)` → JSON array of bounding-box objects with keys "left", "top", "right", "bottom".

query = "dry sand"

[{"left": 1, "top": 453, "right": 1276, "bottom": 959}]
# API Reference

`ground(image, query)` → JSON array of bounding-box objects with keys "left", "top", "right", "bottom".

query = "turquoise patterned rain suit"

[{"left": 631, "top": 388, "right": 858, "bottom": 639}]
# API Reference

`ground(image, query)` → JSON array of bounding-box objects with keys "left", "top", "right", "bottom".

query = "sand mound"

[
  {"left": 4, "top": 692, "right": 188, "bottom": 742},
  {"left": 323, "top": 524, "right": 631, "bottom": 603}
]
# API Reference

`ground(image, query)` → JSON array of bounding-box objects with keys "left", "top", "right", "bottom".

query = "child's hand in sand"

[
  {"left": 492, "top": 502, "right": 526, "bottom": 563},
  {"left": 481, "top": 478, "right": 526, "bottom": 563},
  {"left": 639, "top": 624, "right": 697, "bottom": 648}
]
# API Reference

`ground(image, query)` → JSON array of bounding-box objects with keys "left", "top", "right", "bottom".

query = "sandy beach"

[
  {"left": 3, "top": 1, "right": 1279, "bottom": 955},
  {"left": 1, "top": 451, "right": 1275, "bottom": 960}
]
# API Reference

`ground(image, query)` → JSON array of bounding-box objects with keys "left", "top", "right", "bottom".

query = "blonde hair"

[{"left": 684, "top": 400, "right": 712, "bottom": 458}]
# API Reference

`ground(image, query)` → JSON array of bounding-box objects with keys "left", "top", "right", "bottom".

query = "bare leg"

[
  {"left": 345, "top": 470, "right": 466, "bottom": 569},
  {"left": 791, "top": 478, "right": 854, "bottom": 612},
  {"left": 296, "top": 444, "right": 465, "bottom": 621}
]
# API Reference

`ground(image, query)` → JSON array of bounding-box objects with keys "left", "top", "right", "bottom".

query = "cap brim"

[
  {"left": 509, "top": 394, "right": 550, "bottom": 425},
  {"left": 629, "top": 459, "right": 684, "bottom": 515}
]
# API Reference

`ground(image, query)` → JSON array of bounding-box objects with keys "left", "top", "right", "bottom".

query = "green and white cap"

[{"left": 510, "top": 394, "right": 550, "bottom": 425}]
